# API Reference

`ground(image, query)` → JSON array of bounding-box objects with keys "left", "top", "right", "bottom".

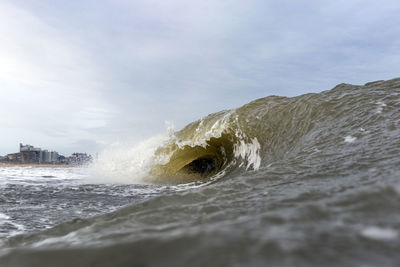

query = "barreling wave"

[
  {"left": 1, "top": 78, "right": 400, "bottom": 267},
  {"left": 89, "top": 78, "right": 400, "bottom": 186},
  {"left": 149, "top": 110, "right": 262, "bottom": 183},
  {"left": 135, "top": 78, "right": 400, "bottom": 184}
]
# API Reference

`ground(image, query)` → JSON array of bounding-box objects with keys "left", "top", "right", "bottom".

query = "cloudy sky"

[{"left": 1, "top": 0, "right": 399, "bottom": 155}]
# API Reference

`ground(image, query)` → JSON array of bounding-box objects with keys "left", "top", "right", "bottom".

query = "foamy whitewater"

[{"left": 1, "top": 78, "right": 400, "bottom": 266}]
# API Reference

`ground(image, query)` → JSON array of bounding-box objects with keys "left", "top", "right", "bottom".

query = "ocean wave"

[{"left": 2, "top": 78, "right": 400, "bottom": 267}]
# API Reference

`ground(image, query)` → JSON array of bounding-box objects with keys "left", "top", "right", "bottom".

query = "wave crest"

[{"left": 149, "top": 111, "right": 262, "bottom": 183}]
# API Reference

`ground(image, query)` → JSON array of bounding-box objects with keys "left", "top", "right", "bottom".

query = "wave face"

[
  {"left": 149, "top": 78, "right": 400, "bottom": 184},
  {"left": 1, "top": 78, "right": 400, "bottom": 266}
]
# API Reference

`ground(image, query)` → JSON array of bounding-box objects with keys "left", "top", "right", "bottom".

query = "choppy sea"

[{"left": 1, "top": 78, "right": 400, "bottom": 266}]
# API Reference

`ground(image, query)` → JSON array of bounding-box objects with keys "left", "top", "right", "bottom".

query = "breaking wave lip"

[
  {"left": 147, "top": 111, "right": 262, "bottom": 185},
  {"left": 90, "top": 111, "right": 262, "bottom": 186}
]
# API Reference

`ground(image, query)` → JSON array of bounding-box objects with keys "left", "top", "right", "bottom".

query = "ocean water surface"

[{"left": 1, "top": 78, "right": 400, "bottom": 266}]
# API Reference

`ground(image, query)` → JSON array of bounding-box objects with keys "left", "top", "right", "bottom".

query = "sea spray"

[{"left": 89, "top": 135, "right": 169, "bottom": 184}]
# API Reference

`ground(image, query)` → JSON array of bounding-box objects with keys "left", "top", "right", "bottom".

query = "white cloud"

[
  {"left": 0, "top": 2, "right": 118, "bottom": 154},
  {"left": 1, "top": 0, "right": 400, "bottom": 154}
]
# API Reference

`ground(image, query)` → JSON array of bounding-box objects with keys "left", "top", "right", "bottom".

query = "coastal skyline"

[
  {"left": 1, "top": 0, "right": 400, "bottom": 155},
  {"left": 0, "top": 143, "right": 93, "bottom": 165}
]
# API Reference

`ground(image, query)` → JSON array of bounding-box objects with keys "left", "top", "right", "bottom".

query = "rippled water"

[
  {"left": 1, "top": 78, "right": 400, "bottom": 266},
  {"left": 0, "top": 167, "right": 165, "bottom": 240}
]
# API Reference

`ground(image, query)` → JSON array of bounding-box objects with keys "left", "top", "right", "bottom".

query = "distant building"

[
  {"left": 50, "top": 151, "right": 59, "bottom": 163},
  {"left": 5, "top": 153, "right": 23, "bottom": 163},
  {"left": 19, "top": 143, "right": 41, "bottom": 164},
  {"left": 40, "top": 150, "right": 49, "bottom": 163},
  {"left": 20, "top": 143, "right": 41, "bottom": 152},
  {"left": 1, "top": 143, "right": 93, "bottom": 166}
]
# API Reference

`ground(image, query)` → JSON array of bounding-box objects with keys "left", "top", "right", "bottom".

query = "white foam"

[
  {"left": 0, "top": 166, "right": 87, "bottom": 186},
  {"left": 0, "top": 213, "right": 26, "bottom": 237},
  {"left": 177, "top": 110, "right": 235, "bottom": 149},
  {"left": 10, "top": 221, "right": 26, "bottom": 232},
  {"left": 361, "top": 226, "right": 398, "bottom": 241},
  {"left": 183, "top": 111, "right": 262, "bottom": 171},
  {"left": 376, "top": 101, "right": 387, "bottom": 114},
  {"left": 234, "top": 137, "right": 261, "bottom": 170},
  {"left": 32, "top": 229, "right": 82, "bottom": 248},
  {"left": 0, "top": 212, "right": 10, "bottom": 220},
  {"left": 359, "top": 127, "right": 370, "bottom": 134},
  {"left": 344, "top": 135, "right": 357, "bottom": 143},
  {"left": 90, "top": 134, "right": 168, "bottom": 184}
]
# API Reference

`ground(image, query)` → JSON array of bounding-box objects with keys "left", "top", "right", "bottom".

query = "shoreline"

[{"left": 0, "top": 163, "right": 82, "bottom": 168}]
